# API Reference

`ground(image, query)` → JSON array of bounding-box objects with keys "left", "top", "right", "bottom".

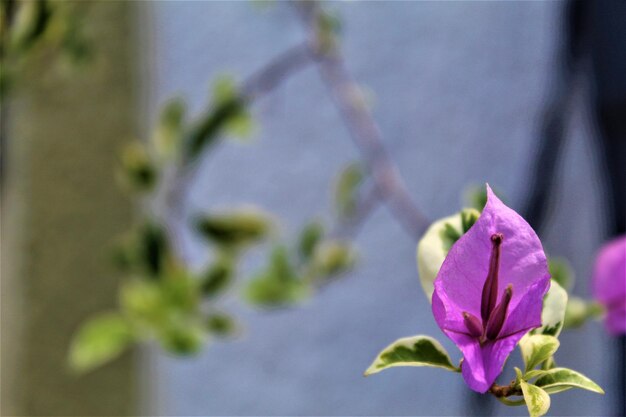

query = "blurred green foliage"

[
  {"left": 71, "top": 71, "right": 359, "bottom": 372},
  {"left": 195, "top": 208, "right": 272, "bottom": 249},
  {"left": 548, "top": 257, "right": 575, "bottom": 292},
  {"left": 334, "top": 162, "right": 364, "bottom": 219},
  {"left": 1, "top": 0, "right": 91, "bottom": 95}
]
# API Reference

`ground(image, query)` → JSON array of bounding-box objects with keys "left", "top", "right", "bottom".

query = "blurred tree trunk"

[{"left": 1, "top": 1, "right": 139, "bottom": 415}]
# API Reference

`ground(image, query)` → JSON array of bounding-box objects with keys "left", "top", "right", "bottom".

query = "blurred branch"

[
  {"left": 164, "top": 43, "right": 314, "bottom": 260},
  {"left": 241, "top": 43, "right": 312, "bottom": 100},
  {"left": 166, "top": 1, "right": 432, "bottom": 264},
  {"left": 330, "top": 183, "right": 381, "bottom": 240},
  {"left": 293, "top": 1, "right": 430, "bottom": 240}
]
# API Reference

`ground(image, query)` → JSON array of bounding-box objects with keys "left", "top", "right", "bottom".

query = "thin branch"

[
  {"left": 241, "top": 43, "right": 312, "bottom": 101},
  {"left": 164, "top": 43, "right": 314, "bottom": 261},
  {"left": 489, "top": 381, "right": 522, "bottom": 398},
  {"left": 292, "top": 2, "right": 430, "bottom": 241}
]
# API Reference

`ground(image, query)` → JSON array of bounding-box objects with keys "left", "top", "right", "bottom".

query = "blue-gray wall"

[{"left": 146, "top": 2, "right": 616, "bottom": 415}]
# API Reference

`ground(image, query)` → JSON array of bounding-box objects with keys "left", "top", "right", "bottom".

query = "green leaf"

[
  {"left": 195, "top": 208, "right": 272, "bottom": 248},
  {"left": 206, "top": 313, "right": 237, "bottom": 337},
  {"left": 10, "top": 0, "right": 50, "bottom": 50},
  {"left": 119, "top": 279, "right": 164, "bottom": 324},
  {"left": 69, "top": 312, "right": 134, "bottom": 373},
  {"left": 223, "top": 110, "right": 255, "bottom": 139},
  {"left": 111, "top": 223, "right": 171, "bottom": 278},
  {"left": 119, "top": 142, "right": 157, "bottom": 192},
  {"left": 460, "top": 208, "right": 479, "bottom": 233},
  {"left": 364, "top": 335, "right": 459, "bottom": 376},
  {"left": 534, "top": 368, "right": 604, "bottom": 395},
  {"left": 183, "top": 75, "right": 247, "bottom": 161},
  {"left": 312, "top": 240, "right": 356, "bottom": 278},
  {"left": 442, "top": 223, "right": 462, "bottom": 247},
  {"left": 244, "top": 246, "right": 309, "bottom": 307},
  {"left": 533, "top": 279, "right": 568, "bottom": 337},
  {"left": 137, "top": 222, "right": 170, "bottom": 278},
  {"left": 200, "top": 256, "right": 234, "bottom": 297},
  {"left": 298, "top": 221, "right": 325, "bottom": 260},
  {"left": 159, "top": 321, "right": 206, "bottom": 355},
  {"left": 212, "top": 75, "right": 238, "bottom": 105},
  {"left": 416, "top": 210, "right": 479, "bottom": 302},
  {"left": 520, "top": 334, "right": 560, "bottom": 372},
  {"left": 520, "top": 380, "right": 551, "bottom": 417},
  {"left": 160, "top": 270, "right": 200, "bottom": 312},
  {"left": 244, "top": 276, "right": 308, "bottom": 307},
  {"left": 154, "top": 98, "right": 185, "bottom": 158},
  {"left": 548, "top": 257, "right": 574, "bottom": 291},
  {"left": 334, "top": 163, "right": 364, "bottom": 219}
]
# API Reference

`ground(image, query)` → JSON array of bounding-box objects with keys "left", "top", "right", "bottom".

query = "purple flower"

[
  {"left": 432, "top": 186, "right": 550, "bottom": 393},
  {"left": 592, "top": 236, "right": 626, "bottom": 336}
]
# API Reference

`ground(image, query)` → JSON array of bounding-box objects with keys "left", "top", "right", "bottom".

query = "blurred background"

[{"left": 2, "top": 1, "right": 624, "bottom": 416}]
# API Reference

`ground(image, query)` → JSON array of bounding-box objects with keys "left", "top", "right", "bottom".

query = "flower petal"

[
  {"left": 432, "top": 184, "right": 550, "bottom": 392},
  {"left": 592, "top": 236, "right": 626, "bottom": 336},
  {"left": 433, "top": 185, "right": 550, "bottom": 331},
  {"left": 592, "top": 236, "right": 626, "bottom": 303},
  {"left": 456, "top": 331, "right": 527, "bottom": 393}
]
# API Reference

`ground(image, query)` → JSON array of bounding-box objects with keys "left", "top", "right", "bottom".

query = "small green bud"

[
  {"left": 119, "top": 142, "right": 157, "bottom": 192},
  {"left": 315, "top": 9, "right": 341, "bottom": 55},
  {"left": 313, "top": 240, "right": 356, "bottom": 277},
  {"left": 160, "top": 324, "right": 205, "bottom": 355},
  {"left": 154, "top": 98, "right": 185, "bottom": 158},
  {"left": 244, "top": 246, "right": 309, "bottom": 307},
  {"left": 160, "top": 271, "right": 200, "bottom": 312},
  {"left": 200, "top": 256, "right": 234, "bottom": 297},
  {"left": 298, "top": 221, "right": 325, "bottom": 260},
  {"left": 195, "top": 208, "right": 272, "bottom": 248},
  {"left": 223, "top": 110, "right": 255, "bottom": 140},
  {"left": 119, "top": 279, "right": 163, "bottom": 323},
  {"left": 212, "top": 74, "right": 238, "bottom": 105},
  {"left": 334, "top": 163, "right": 364, "bottom": 219},
  {"left": 206, "top": 313, "right": 237, "bottom": 337}
]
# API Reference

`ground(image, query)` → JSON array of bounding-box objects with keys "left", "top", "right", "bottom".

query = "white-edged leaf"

[
  {"left": 416, "top": 209, "right": 480, "bottom": 302},
  {"left": 524, "top": 369, "right": 549, "bottom": 381},
  {"left": 533, "top": 279, "right": 568, "bottom": 337},
  {"left": 534, "top": 367, "right": 604, "bottom": 395},
  {"left": 520, "top": 380, "right": 551, "bottom": 417},
  {"left": 520, "top": 334, "right": 560, "bottom": 373},
  {"left": 416, "top": 213, "right": 462, "bottom": 302},
  {"left": 365, "top": 335, "right": 459, "bottom": 376}
]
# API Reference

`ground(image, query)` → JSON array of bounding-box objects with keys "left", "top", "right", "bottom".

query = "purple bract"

[
  {"left": 432, "top": 185, "right": 550, "bottom": 393},
  {"left": 592, "top": 235, "right": 626, "bottom": 336}
]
